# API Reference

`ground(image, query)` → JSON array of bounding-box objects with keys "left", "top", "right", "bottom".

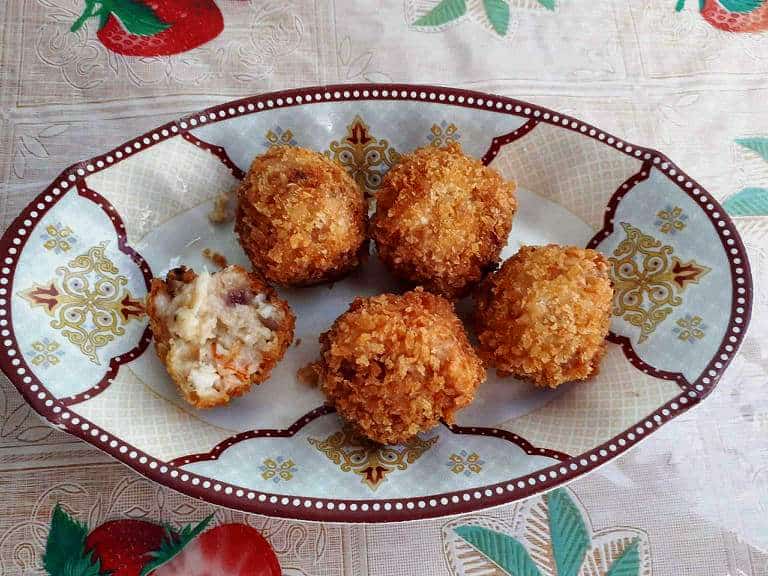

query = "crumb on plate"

[
  {"left": 208, "top": 188, "right": 236, "bottom": 224},
  {"left": 202, "top": 248, "right": 229, "bottom": 269}
]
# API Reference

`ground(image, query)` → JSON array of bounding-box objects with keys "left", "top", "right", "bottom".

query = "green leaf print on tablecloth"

[
  {"left": 454, "top": 526, "right": 542, "bottom": 576},
  {"left": 452, "top": 489, "right": 644, "bottom": 576},
  {"left": 412, "top": 0, "right": 556, "bottom": 35},
  {"left": 43, "top": 505, "right": 103, "bottom": 576},
  {"left": 606, "top": 539, "right": 642, "bottom": 576},
  {"left": 718, "top": 0, "right": 763, "bottom": 12},
  {"left": 413, "top": 0, "right": 467, "bottom": 26},
  {"left": 723, "top": 188, "right": 768, "bottom": 216},
  {"left": 547, "top": 489, "right": 590, "bottom": 576},
  {"left": 723, "top": 137, "right": 768, "bottom": 216},
  {"left": 736, "top": 137, "right": 768, "bottom": 161},
  {"left": 483, "top": 0, "right": 511, "bottom": 34}
]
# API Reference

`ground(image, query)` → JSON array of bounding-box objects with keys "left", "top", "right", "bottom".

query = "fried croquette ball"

[
  {"left": 147, "top": 265, "right": 294, "bottom": 408},
  {"left": 315, "top": 288, "right": 485, "bottom": 444},
  {"left": 474, "top": 245, "right": 613, "bottom": 388},
  {"left": 371, "top": 142, "right": 517, "bottom": 298},
  {"left": 235, "top": 146, "right": 367, "bottom": 286}
]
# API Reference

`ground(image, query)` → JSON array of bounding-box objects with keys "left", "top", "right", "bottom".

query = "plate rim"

[{"left": 0, "top": 82, "right": 753, "bottom": 523}]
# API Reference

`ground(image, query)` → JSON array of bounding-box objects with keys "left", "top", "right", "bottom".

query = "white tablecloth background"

[{"left": 0, "top": 1, "right": 766, "bottom": 574}]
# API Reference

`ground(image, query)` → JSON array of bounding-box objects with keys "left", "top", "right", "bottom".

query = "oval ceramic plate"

[{"left": 0, "top": 85, "right": 752, "bottom": 522}]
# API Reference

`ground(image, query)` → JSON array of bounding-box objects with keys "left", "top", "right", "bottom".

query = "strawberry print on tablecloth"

[
  {"left": 43, "top": 505, "right": 281, "bottom": 576},
  {"left": 675, "top": 0, "right": 768, "bottom": 32},
  {"left": 69, "top": 0, "right": 225, "bottom": 56}
]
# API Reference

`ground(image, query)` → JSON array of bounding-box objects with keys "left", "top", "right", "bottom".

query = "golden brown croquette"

[
  {"left": 474, "top": 245, "right": 613, "bottom": 388},
  {"left": 147, "top": 265, "right": 294, "bottom": 408},
  {"left": 314, "top": 288, "right": 485, "bottom": 444},
  {"left": 236, "top": 146, "right": 367, "bottom": 286},
  {"left": 371, "top": 143, "right": 517, "bottom": 298}
]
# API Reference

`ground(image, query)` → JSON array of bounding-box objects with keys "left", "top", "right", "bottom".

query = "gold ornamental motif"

[
  {"left": 609, "top": 223, "right": 710, "bottom": 343},
  {"left": 447, "top": 450, "right": 484, "bottom": 476},
  {"left": 27, "top": 338, "right": 64, "bottom": 368},
  {"left": 20, "top": 243, "right": 145, "bottom": 364},
  {"left": 325, "top": 115, "right": 400, "bottom": 197},
  {"left": 308, "top": 426, "right": 437, "bottom": 490},
  {"left": 673, "top": 314, "right": 706, "bottom": 343},
  {"left": 428, "top": 121, "right": 460, "bottom": 147},
  {"left": 41, "top": 223, "right": 77, "bottom": 254},
  {"left": 655, "top": 205, "right": 687, "bottom": 235},
  {"left": 260, "top": 457, "right": 297, "bottom": 483},
  {"left": 264, "top": 127, "right": 296, "bottom": 148}
]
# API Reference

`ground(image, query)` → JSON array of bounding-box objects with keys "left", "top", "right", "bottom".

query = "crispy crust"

[
  {"left": 473, "top": 245, "right": 613, "bottom": 388},
  {"left": 315, "top": 288, "right": 485, "bottom": 444},
  {"left": 147, "top": 265, "right": 295, "bottom": 408},
  {"left": 371, "top": 142, "right": 517, "bottom": 298},
  {"left": 235, "top": 146, "right": 367, "bottom": 286}
]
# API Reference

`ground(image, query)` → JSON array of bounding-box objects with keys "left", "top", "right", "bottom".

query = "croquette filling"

[{"left": 154, "top": 269, "right": 283, "bottom": 403}]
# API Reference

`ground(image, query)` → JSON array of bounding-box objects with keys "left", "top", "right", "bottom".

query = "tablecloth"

[{"left": 0, "top": 1, "right": 767, "bottom": 574}]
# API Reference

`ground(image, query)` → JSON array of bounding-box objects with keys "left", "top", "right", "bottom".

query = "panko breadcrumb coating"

[
  {"left": 371, "top": 143, "right": 517, "bottom": 298},
  {"left": 236, "top": 146, "right": 367, "bottom": 286},
  {"left": 474, "top": 245, "right": 613, "bottom": 388},
  {"left": 314, "top": 288, "right": 485, "bottom": 445},
  {"left": 147, "top": 265, "right": 294, "bottom": 408}
]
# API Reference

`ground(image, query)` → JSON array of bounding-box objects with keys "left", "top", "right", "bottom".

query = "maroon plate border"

[
  {"left": 0, "top": 83, "right": 753, "bottom": 523},
  {"left": 166, "top": 408, "right": 573, "bottom": 469}
]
